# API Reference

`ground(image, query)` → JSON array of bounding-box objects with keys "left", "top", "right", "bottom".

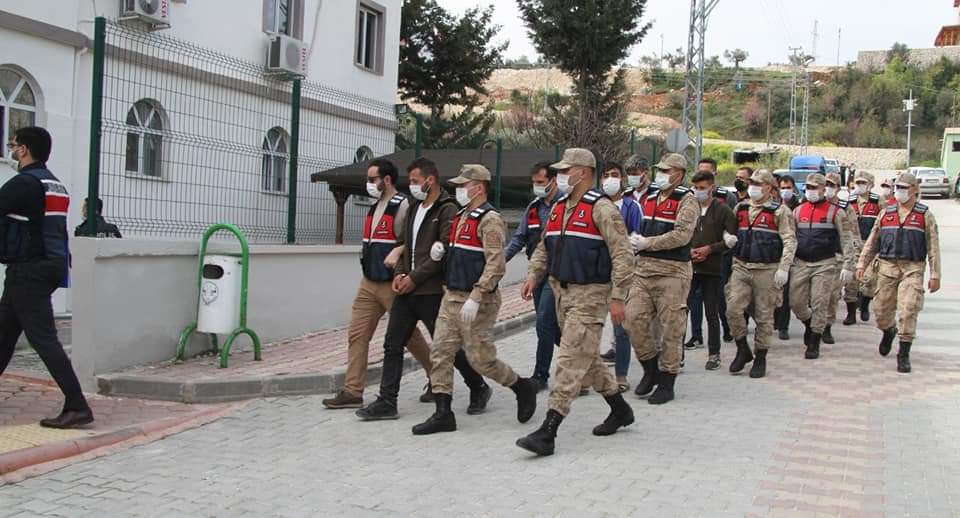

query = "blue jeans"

[
  {"left": 532, "top": 279, "right": 560, "bottom": 381},
  {"left": 613, "top": 323, "right": 631, "bottom": 377}
]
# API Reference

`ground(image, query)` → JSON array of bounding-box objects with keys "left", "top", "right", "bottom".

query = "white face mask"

[
  {"left": 455, "top": 186, "right": 474, "bottom": 207},
  {"left": 410, "top": 183, "right": 428, "bottom": 201},
  {"left": 805, "top": 189, "right": 822, "bottom": 203},
  {"left": 693, "top": 188, "right": 710, "bottom": 202},
  {"left": 894, "top": 189, "right": 911, "bottom": 204},
  {"left": 366, "top": 182, "right": 382, "bottom": 199},
  {"left": 627, "top": 175, "right": 643, "bottom": 188},
  {"left": 853, "top": 184, "right": 867, "bottom": 196},
  {"left": 654, "top": 172, "right": 672, "bottom": 189},
  {"left": 780, "top": 189, "right": 795, "bottom": 201},
  {"left": 825, "top": 187, "right": 837, "bottom": 199},
  {"left": 557, "top": 172, "right": 581, "bottom": 194},
  {"left": 880, "top": 187, "right": 892, "bottom": 198},
  {"left": 533, "top": 183, "right": 550, "bottom": 198},
  {"left": 747, "top": 185, "right": 765, "bottom": 201},
  {"left": 601, "top": 177, "right": 621, "bottom": 196}
]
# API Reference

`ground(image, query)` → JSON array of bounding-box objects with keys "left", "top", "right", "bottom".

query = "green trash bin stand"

[{"left": 176, "top": 224, "right": 262, "bottom": 368}]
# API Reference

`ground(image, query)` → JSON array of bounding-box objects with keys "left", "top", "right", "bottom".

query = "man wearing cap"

[
  {"left": 725, "top": 170, "right": 797, "bottom": 378},
  {"left": 857, "top": 172, "right": 941, "bottom": 373},
  {"left": 847, "top": 171, "right": 886, "bottom": 323},
  {"left": 625, "top": 153, "right": 699, "bottom": 404},
  {"left": 413, "top": 165, "right": 538, "bottom": 434},
  {"left": 516, "top": 148, "right": 635, "bottom": 457},
  {"left": 623, "top": 155, "right": 652, "bottom": 205},
  {"left": 822, "top": 172, "right": 861, "bottom": 345},
  {"left": 879, "top": 179, "right": 896, "bottom": 206},
  {"left": 790, "top": 173, "right": 854, "bottom": 360}
]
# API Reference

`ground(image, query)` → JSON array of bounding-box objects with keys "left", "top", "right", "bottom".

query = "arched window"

[
  {"left": 354, "top": 145, "right": 374, "bottom": 164},
  {"left": 125, "top": 99, "right": 164, "bottom": 177},
  {"left": 262, "top": 127, "right": 288, "bottom": 192},
  {"left": 0, "top": 68, "right": 38, "bottom": 159}
]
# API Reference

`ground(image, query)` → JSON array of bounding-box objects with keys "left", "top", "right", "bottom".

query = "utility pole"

[
  {"left": 682, "top": 0, "right": 721, "bottom": 165},
  {"left": 801, "top": 72, "right": 810, "bottom": 152},
  {"left": 904, "top": 89, "right": 916, "bottom": 167},
  {"left": 810, "top": 20, "right": 819, "bottom": 64},
  {"left": 660, "top": 33, "right": 665, "bottom": 66},
  {"left": 766, "top": 85, "right": 772, "bottom": 147},
  {"left": 788, "top": 47, "right": 802, "bottom": 146},
  {"left": 836, "top": 27, "right": 842, "bottom": 67}
]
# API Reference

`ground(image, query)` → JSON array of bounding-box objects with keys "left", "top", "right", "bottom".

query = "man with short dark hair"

[
  {"left": 74, "top": 198, "right": 122, "bottom": 238},
  {"left": 323, "top": 159, "right": 433, "bottom": 409},
  {"left": 0, "top": 127, "right": 93, "bottom": 428},
  {"left": 356, "top": 158, "right": 488, "bottom": 421},
  {"left": 505, "top": 161, "right": 560, "bottom": 391}
]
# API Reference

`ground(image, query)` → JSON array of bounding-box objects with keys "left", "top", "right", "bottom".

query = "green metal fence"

[{"left": 85, "top": 17, "right": 395, "bottom": 243}]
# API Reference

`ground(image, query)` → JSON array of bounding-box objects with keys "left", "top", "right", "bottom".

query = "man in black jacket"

[
  {"left": 356, "top": 158, "right": 487, "bottom": 421},
  {"left": 74, "top": 198, "right": 122, "bottom": 238},
  {"left": 0, "top": 127, "right": 93, "bottom": 428}
]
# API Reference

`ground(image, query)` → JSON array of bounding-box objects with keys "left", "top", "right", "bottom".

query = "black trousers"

[
  {"left": 774, "top": 281, "right": 792, "bottom": 332},
  {"left": 0, "top": 259, "right": 88, "bottom": 412},
  {"left": 379, "top": 292, "right": 485, "bottom": 404},
  {"left": 688, "top": 273, "right": 723, "bottom": 354}
]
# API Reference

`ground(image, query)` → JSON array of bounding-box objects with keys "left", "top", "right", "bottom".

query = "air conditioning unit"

[
  {"left": 266, "top": 34, "right": 308, "bottom": 78},
  {"left": 120, "top": 0, "right": 171, "bottom": 28}
]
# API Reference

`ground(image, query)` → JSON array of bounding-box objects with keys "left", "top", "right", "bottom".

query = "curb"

[
  {"left": 0, "top": 402, "right": 245, "bottom": 482},
  {"left": 97, "top": 311, "right": 537, "bottom": 404}
]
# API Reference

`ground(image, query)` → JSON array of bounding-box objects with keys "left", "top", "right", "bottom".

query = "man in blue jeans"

[{"left": 505, "top": 162, "right": 561, "bottom": 392}]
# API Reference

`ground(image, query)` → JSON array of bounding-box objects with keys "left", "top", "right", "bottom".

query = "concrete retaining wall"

[
  {"left": 857, "top": 47, "right": 960, "bottom": 71},
  {"left": 70, "top": 237, "right": 529, "bottom": 389},
  {"left": 705, "top": 139, "right": 907, "bottom": 170}
]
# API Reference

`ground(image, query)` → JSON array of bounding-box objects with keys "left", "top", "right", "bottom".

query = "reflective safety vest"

[
  {"left": 522, "top": 198, "right": 545, "bottom": 259},
  {"left": 793, "top": 200, "right": 841, "bottom": 263},
  {"left": 734, "top": 202, "right": 783, "bottom": 264},
  {"left": 850, "top": 193, "right": 882, "bottom": 241},
  {"left": 638, "top": 186, "right": 693, "bottom": 262},
  {"left": 0, "top": 167, "right": 69, "bottom": 264},
  {"left": 878, "top": 203, "right": 928, "bottom": 262},
  {"left": 360, "top": 194, "right": 404, "bottom": 282},
  {"left": 446, "top": 202, "right": 497, "bottom": 291},
  {"left": 544, "top": 189, "right": 612, "bottom": 285}
]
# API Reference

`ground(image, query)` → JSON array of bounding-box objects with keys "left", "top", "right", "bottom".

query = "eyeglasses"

[{"left": 6, "top": 142, "right": 21, "bottom": 150}]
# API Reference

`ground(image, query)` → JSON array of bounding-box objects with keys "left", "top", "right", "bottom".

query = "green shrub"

[{"left": 702, "top": 130, "right": 723, "bottom": 139}]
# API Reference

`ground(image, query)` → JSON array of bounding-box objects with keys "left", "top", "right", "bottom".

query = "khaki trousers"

[
  {"left": 625, "top": 274, "right": 691, "bottom": 374},
  {"left": 789, "top": 258, "right": 839, "bottom": 334},
  {"left": 874, "top": 259, "right": 926, "bottom": 341},
  {"left": 726, "top": 262, "right": 779, "bottom": 351}
]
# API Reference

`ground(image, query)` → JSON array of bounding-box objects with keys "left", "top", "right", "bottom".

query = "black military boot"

[
  {"left": 516, "top": 409, "right": 564, "bottom": 456},
  {"left": 592, "top": 393, "right": 635, "bottom": 436},
  {"left": 897, "top": 342, "right": 912, "bottom": 373},
  {"left": 749, "top": 349, "right": 767, "bottom": 378},
  {"left": 843, "top": 302, "right": 858, "bottom": 325},
  {"left": 411, "top": 394, "right": 456, "bottom": 435},
  {"left": 466, "top": 383, "right": 492, "bottom": 415},
  {"left": 805, "top": 333, "right": 821, "bottom": 359},
  {"left": 729, "top": 337, "right": 754, "bottom": 374},
  {"left": 879, "top": 327, "right": 897, "bottom": 357},
  {"left": 634, "top": 357, "right": 660, "bottom": 397},
  {"left": 510, "top": 378, "right": 538, "bottom": 423},
  {"left": 860, "top": 296, "right": 872, "bottom": 322},
  {"left": 822, "top": 325, "right": 835, "bottom": 345},
  {"left": 803, "top": 319, "right": 812, "bottom": 346},
  {"left": 648, "top": 372, "right": 676, "bottom": 405}
]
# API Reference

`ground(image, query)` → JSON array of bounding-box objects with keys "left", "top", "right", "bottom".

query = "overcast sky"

[{"left": 435, "top": 0, "right": 958, "bottom": 67}]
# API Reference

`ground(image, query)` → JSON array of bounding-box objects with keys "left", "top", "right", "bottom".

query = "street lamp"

[
  {"left": 394, "top": 103, "right": 424, "bottom": 158},
  {"left": 480, "top": 138, "right": 503, "bottom": 208}
]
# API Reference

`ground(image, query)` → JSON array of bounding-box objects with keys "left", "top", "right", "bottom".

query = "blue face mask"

[{"left": 780, "top": 189, "right": 795, "bottom": 200}]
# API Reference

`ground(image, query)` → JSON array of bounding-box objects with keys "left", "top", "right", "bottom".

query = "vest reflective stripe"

[
  {"left": 446, "top": 203, "right": 496, "bottom": 291},
  {"left": 735, "top": 203, "right": 783, "bottom": 264},
  {"left": 360, "top": 194, "right": 403, "bottom": 281},
  {"left": 878, "top": 204, "right": 928, "bottom": 262},
  {"left": 793, "top": 201, "right": 840, "bottom": 262},
  {"left": 544, "top": 189, "right": 612, "bottom": 284},
  {"left": 851, "top": 194, "right": 882, "bottom": 241},
  {"left": 0, "top": 167, "right": 69, "bottom": 263},
  {"left": 523, "top": 200, "right": 544, "bottom": 259},
  {"left": 637, "top": 186, "right": 692, "bottom": 262}
]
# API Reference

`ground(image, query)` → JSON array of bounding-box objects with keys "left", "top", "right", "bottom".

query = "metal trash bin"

[{"left": 197, "top": 255, "right": 242, "bottom": 335}]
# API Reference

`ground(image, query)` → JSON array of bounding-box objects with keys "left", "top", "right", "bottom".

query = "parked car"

[
  {"left": 909, "top": 167, "right": 952, "bottom": 198},
  {"left": 824, "top": 158, "right": 841, "bottom": 175}
]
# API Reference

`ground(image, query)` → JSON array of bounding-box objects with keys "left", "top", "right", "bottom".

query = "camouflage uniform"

[
  {"left": 430, "top": 210, "right": 519, "bottom": 394},
  {"left": 826, "top": 190, "right": 862, "bottom": 325},
  {"left": 852, "top": 187, "right": 888, "bottom": 300}
]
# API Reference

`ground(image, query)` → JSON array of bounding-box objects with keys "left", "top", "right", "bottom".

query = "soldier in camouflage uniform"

[
  {"left": 846, "top": 171, "right": 886, "bottom": 324},
  {"left": 789, "top": 173, "right": 854, "bottom": 360},
  {"left": 412, "top": 166, "right": 538, "bottom": 435},
  {"left": 725, "top": 170, "right": 797, "bottom": 378},
  {"left": 624, "top": 153, "right": 699, "bottom": 405},
  {"left": 857, "top": 172, "right": 941, "bottom": 373},
  {"left": 516, "top": 148, "right": 635, "bottom": 457},
  {"left": 823, "top": 172, "right": 861, "bottom": 344}
]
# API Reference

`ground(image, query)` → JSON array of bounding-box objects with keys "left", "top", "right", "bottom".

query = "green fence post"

[
  {"left": 494, "top": 138, "right": 502, "bottom": 208},
  {"left": 84, "top": 17, "right": 106, "bottom": 237},
  {"left": 630, "top": 129, "right": 637, "bottom": 155},
  {"left": 414, "top": 113, "right": 424, "bottom": 158},
  {"left": 554, "top": 144, "right": 561, "bottom": 161},
  {"left": 286, "top": 79, "right": 301, "bottom": 244},
  {"left": 651, "top": 143, "right": 658, "bottom": 165}
]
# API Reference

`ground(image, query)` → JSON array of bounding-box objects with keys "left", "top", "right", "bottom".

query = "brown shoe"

[
  {"left": 322, "top": 390, "right": 363, "bottom": 409},
  {"left": 40, "top": 409, "right": 94, "bottom": 429}
]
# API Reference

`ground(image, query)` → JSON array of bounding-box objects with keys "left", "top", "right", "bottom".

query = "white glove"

[
  {"left": 629, "top": 233, "right": 650, "bottom": 252},
  {"left": 460, "top": 299, "right": 480, "bottom": 323},
  {"left": 723, "top": 231, "right": 738, "bottom": 249},
  {"left": 839, "top": 269, "right": 854, "bottom": 284},
  {"left": 430, "top": 241, "right": 446, "bottom": 262},
  {"left": 774, "top": 269, "right": 789, "bottom": 288}
]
